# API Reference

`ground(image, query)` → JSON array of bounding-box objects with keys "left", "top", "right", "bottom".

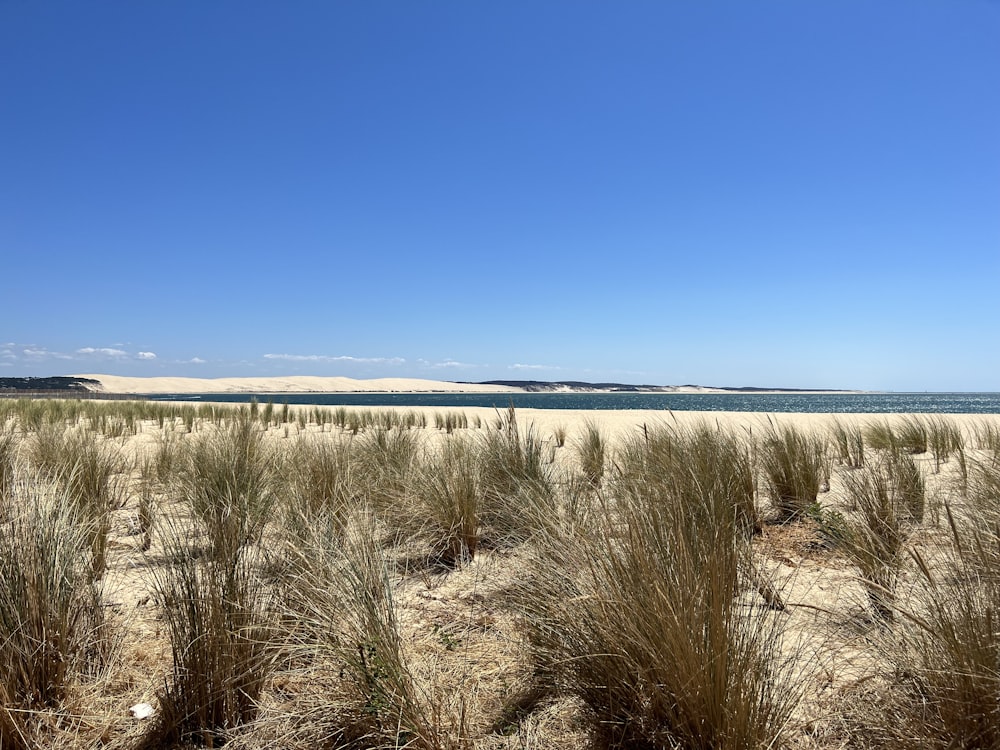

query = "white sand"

[
  {"left": 73, "top": 374, "right": 523, "bottom": 394},
  {"left": 315, "top": 407, "right": 1000, "bottom": 444}
]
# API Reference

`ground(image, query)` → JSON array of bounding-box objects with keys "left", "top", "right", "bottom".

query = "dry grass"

[
  {"left": 0, "top": 480, "right": 109, "bottom": 749},
  {"left": 0, "top": 429, "right": 16, "bottom": 506},
  {"left": 27, "top": 423, "right": 125, "bottom": 578},
  {"left": 761, "top": 422, "right": 827, "bottom": 522},
  {"left": 1, "top": 398, "right": 999, "bottom": 749},
  {"left": 866, "top": 456, "right": 1000, "bottom": 747},
  {"left": 820, "top": 454, "right": 925, "bottom": 622},
  {"left": 925, "top": 415, "right": 964, "bottom": 473},
  {"left": 283, "top": 434, "right": 358, "bottom": 543},
  {"left": 574, "top": 420, "right": 605, "bottom": 487},
  {"left": 829, "top": 417, "right": 865, "bottom": 469},
  {"left": 281, "top": 511, "right": 472, "bottom": 749},
  {"left": 411, "top": 436, "right": 482, "bottom": 567},
  {"left": 475, "top": 405, "right": 554, "bottom": 546},
  {"left": 175, "top": 409, "right": 278, "bottom": 561},
  {"left": 354, "top": 427, "right": 421, "bottom": 511},
  {"left": 516, "top": 422, "right": 791, "bottom": 749},
  {"left": 144, "top": 519, "right": 277, "bottom": 748}
]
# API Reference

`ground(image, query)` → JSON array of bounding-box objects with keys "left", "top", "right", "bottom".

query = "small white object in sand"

[{"left": 129, "top": 702, "right": 155, "bottom": 719}]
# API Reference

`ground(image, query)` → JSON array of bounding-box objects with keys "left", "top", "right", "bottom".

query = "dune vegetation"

[{"left": 0, "top": 396, "right": 998, "bottom": 748}]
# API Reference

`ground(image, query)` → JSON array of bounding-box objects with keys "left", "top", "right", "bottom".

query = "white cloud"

[
  {"left": 263, "top": 353, "right": 405, "bottom": 365},
  {"left": 76, "top": 347, "right": 128, "bottom": 357},
  {"left": 510, "top": 363, "right": 560, "bottom": 371},
  {"left": 432, "top": 359, "right": 480, "bottom": 369},
  {"left": 16, "top": 345, "right": 73, "bottom": 360},
  {"left": 188, "top": 357, "right": 206, "bottom": 364},
  {"left": 4, "top": 343, "right": 138, "bottom": 362}
]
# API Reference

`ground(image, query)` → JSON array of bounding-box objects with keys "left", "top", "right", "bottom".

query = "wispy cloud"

[
  {"left": 4, "top": 343, "right": 161, "bottom": 363},
  {"left": 263, "top": 353, "right": 406, "bottom": 365},
  {"left": 432, "top": 359, "right": 481, "bottom": 369},
  {"left": 187, "top": 357, "right": 206, "bottom": 364},
  {"left": 77, "top": 347, "right": 158, "bottom": 362},
  {"left": 76, "top": 347, "right": 128, "bottom": 357},
  {"left": 22, "top": 347, "right": 74, "bottom": 360},
  {"left": 510, "top": 363, "right": 560, "bottom": 371},
  {"left": 580, "top": 367, "right": 650, "bottom": 378}
]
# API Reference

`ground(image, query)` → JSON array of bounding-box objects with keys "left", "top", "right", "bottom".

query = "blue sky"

[{"left": 2, "top": 1, "right": 998, "bottom": 390}]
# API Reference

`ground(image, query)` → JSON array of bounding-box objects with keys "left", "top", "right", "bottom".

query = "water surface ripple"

[{"left": 143, "top": 392, "right": 1000, "bottom": 414}]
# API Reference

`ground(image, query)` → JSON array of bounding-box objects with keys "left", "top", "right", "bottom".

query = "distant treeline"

[
  {"left": 472, "top": 380, "right": 848, "bottom": 393},
  {"left": 0, "top": 376, "right": 100, "bottom": 392},
  {"left": 475, "top": 380, "right": 667, "bottom": 392}
]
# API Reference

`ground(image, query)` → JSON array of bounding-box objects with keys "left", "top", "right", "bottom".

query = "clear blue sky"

[{"left": 2, "top": 1, "right": 998, "bottom": 390}]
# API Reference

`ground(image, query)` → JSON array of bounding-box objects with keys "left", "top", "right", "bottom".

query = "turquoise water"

[{"left": 143, "top": 392, "right": 1000, "bottom": 414}]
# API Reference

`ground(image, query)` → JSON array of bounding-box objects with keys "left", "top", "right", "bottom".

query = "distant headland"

[
  {"left": 470, "top": 380, "right": 857, "bottom": 394},
  {"left": 0, "top": 376, "right": 101, "bottom": 392}
]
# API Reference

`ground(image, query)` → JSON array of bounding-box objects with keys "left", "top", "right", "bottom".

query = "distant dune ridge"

[
  {"left": 71, "top": 375, "right": 522, "bottom": 394},
  {"left": 60, "top": 375, "right": 857, "bottom": 395}
]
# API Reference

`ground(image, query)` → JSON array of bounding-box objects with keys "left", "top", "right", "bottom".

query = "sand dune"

[
  {"left": 70, "top": 374, "right": 860, "bottom": 396},
  {"left": 74, "top": 374, "right": 522, "bottom": 395}
]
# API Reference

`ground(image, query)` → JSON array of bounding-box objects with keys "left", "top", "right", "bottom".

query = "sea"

[{"left": 141, "top": 392, "right": 1000, "bottom": 414}]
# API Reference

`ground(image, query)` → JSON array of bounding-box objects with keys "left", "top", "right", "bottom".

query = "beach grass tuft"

[
  {"left": 145, "top": 521, "right": 277, "bottom": 748},
  {"left": 575, "top": 419, "right": 606, "bottom": 487},
  {"left": 176, "top": 409, "right": 278, "bottom": 561},
  {"left": 760, "top": 422, "right": 826, "bottom": 522},
  {"left": 518, "top": 421, "right": 792, "bottom": 748},
  {"left": 0, "top": 483, "right": 108, "bottom": 749}
]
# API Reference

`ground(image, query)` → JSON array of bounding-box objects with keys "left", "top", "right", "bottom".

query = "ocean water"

[{"left": 143, "top": 392, "right": 1000, "bottom": 414}]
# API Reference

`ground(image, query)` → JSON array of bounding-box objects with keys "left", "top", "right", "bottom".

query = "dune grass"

[
  {"left": 821, "top": 453, "right": 925, "bottom": 622},
  {"left": 830, "top": 417, "right": 865, "bottom": 469},
  {"left": 145, "top": 521, "right": 277, "bottom": 748},
  {"left": 551, "top": 424, "right": 567, "bottom": 448},
  {"left": 283, "top": 434, "right": 358, "bottom": 543},
  {"left": 176, "top": 409, "right": 278, "bottom": 561},
  {"left": 3, "top": 397, "right": 1000, "bottom": 748},
  {"left": 27, "top": 424, "right": 125, "bottom": 578},
  {"left": 615, "top": 420, "right": 760, "bottom": 536},
  {"left": 479, "top": 405, "right": 550, "bottom": 504},
  {"left": 925, "top": 415, "right": 965, "bottom": 473},
  {"left": 476, "top": 405, "right": 554, "bottom": 547},
  {"left": 575, "top": 420, "right": 606, "bottom": 487},
  {"left": 518, "top": 422, "right": 791, "bottom": 749},
  {"left": 282, "top": 511, "right": 469, "bottom": 749},
  {"left": 760, "top": 422, "right": 827, "bottom": 522},
  {"left": 434, "top": 411, "right": 468, "bottom": 434},
  {"left": 0, "top": 483, "right": 109, "bottom": 749},
  {"left": 410, "top": 436, "right": 481, "bottom": 567},
  {"left": 870, "top": 456, "right": 1000, "bottom": 746},
  {"left": 0, "top": 429, "right": 16, "bottom": 505},
  {"left": 865, "top": 416, "right": 931, "bottom": 456}
]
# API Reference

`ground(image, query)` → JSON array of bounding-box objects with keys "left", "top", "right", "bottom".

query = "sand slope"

[{"left": 73, "top": 374, "right": 523, "bottom": 395}]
